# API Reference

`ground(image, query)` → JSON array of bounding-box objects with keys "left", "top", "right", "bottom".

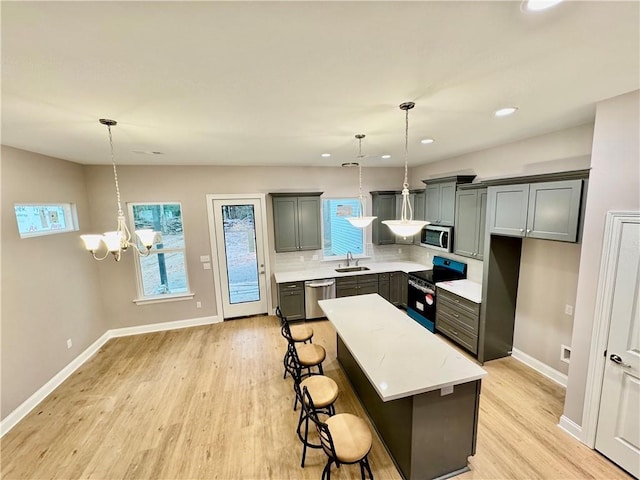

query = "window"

[
  {"left": 14, "top": 203, "right": 78, "bottom": 238},
  {"left": 322, "top": 198, "right": 365, "bottom": 259},
  {"left": 130, "top": 203, "right": 191, "bottom": 301}
]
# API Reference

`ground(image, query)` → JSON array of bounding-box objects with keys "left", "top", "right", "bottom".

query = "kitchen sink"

[{"left": 335, "top": 266, "right": 370, "bottom": 273}]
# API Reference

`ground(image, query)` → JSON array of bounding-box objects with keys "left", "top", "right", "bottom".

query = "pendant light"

[
  {"left": 346, "top": 134, "right": 377, "bottom": 228},
  {"left": 80, "top": 119, "right": 159, "bottom": 261},
  {"left": 382, "top": 102, "right": 429, "bottom": 237}
]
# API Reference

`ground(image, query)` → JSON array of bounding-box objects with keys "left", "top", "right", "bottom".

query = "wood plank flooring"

[{"left": 0, "top": 315, "right": 632, "bottom": 480}]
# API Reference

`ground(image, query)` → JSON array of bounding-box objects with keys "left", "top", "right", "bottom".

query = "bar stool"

[
  {"left": 302, "top": 386, "right": 374, "bottom": 480},
  {"left": 276, "top": 306, "right": 314, "bottom": 378},
  {"left": 281, "top": 316, "right": 325, "bottom": 377},
  {"left": 285, "top": 343, "right": 339, "bottom": 467}
]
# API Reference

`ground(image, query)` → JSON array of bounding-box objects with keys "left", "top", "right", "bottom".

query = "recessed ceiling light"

[
  {"left": 341, "top": 162, "right": 359, "bottom": 168},
  {"left": 523, "top": 0, "right": 563, "bottom": 12},
  {"left": 494, "top": 107, "right": 518, "bottom": 117},
  {"left": 132, "top": 150, "right": 164, "bottom": 155},
  {"left": 321, "top": 153, "right": 331, "bottom": 158},
  {"left": 420, "top": 138, "right": 435, "bottom": 145},
  {"left": 381, "top": 154, "right": 391, "bottom": 159}
]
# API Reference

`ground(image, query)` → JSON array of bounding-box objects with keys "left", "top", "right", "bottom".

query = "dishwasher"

[{"left": 304, "top": 278, "right": 336, "bottom": 319}]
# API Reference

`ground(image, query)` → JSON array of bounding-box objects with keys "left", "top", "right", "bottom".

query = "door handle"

[{"left": 609, "top": 354, "right": 632, "bottom": 368}]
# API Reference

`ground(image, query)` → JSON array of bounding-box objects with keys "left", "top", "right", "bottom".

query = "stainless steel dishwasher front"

[{"left": 304, "top": 278, "right": 336, "bottom": 319}]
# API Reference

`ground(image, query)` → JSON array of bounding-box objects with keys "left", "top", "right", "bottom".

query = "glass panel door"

[
  {"left": 212, "top": 198, "right": 268, "bottom": 319},
  {"left": 221, "top": 204, "right": 260, "bottom": 304}
]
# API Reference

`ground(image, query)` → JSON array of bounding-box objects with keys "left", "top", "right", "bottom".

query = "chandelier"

[
  {"left": 346, "top": 134, "right": 377, "bottom": 228},
  {"left": 382, "top": 102, "right": 429, "bottom": 237},
  {"left": 80, "top": 119, "right": 158, "bottom": 261}
]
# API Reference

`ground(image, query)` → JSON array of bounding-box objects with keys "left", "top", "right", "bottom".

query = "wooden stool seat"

[
  {"left": 290, "top": 324, "right": 313, "bottom": 343},
  {"left": 296, "top": 344, "right": 326, "bottom": 367},
  {"left": 300, "top": 375, "right": 338, "bottom": 409},
  {"left": 325, "top": 413, "right": 373, "bottom": 464}
]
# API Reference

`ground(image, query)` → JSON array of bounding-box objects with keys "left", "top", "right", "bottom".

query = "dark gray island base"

[{"left": 337, "top": 335, "right": 481, "bottom": 480}]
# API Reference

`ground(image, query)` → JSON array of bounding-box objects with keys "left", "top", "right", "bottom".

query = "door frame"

[
  {"left": 581, "top": 211, "right": 639, "bottom": 447},
  {"left": 206, "top": 193, "right": 272, "bottom": 320}
]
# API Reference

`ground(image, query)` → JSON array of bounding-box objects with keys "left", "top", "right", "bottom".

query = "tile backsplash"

[{"left": 274, "top": 243, "right": 411, "bottom": 272}]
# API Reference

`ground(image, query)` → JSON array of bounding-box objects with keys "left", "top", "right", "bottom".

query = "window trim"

[
  {"left": 128, "top": 201, "right": 193, "bottom": 304},
  {"left": 321, "top": 196, "right": 367, "bottom": 261}
]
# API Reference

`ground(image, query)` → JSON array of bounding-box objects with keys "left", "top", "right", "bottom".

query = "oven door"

[{"left": 407, "top": 279, "right": 437, "bottom": 332}]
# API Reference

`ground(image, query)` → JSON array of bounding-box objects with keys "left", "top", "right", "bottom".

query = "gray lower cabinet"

[
  {"left": 488, "top": 180, "right": 583, "bottom": 242},
  {"left": 436, "top": 288, "right": 480, "bottom": 355},
  {"left": 369, "top": 272, "right": 405, "bottom": 306},
  {"left": 371, "top": 191, "right": 397, "bottom": 245},
  {"left": 400, "top": 272, "right": 408, "bottom": 308},
  {"left": 272, "top": 193, "right": 322, "bottom": 252},
  {"left": 277, "top": 281, "right": 305, "bottom": 321},
  {"left": 336, "top": 274, "right": 379, "bottom": 297},
  {"left": 454, "top": 188, "right": 487, "bottom": 259}
]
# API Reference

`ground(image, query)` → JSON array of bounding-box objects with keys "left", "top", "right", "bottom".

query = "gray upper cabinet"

[
  {"left": 488, "top": 179, "right": 583, "bottom": 242},
  {"left": 412, "top": 190, "right": 426, "bottom": 246},
  {"left": 423, "top": 176, "right": 476, "bottom": 226},
  {"left": 454, "top": 188, "right": 487, "bottom": 259},
  {"left": 272, "top": 193, "right": 322, "bottom": 252},
  {"left": 371, "top": 191, "right": 397, "bottom": 245}
]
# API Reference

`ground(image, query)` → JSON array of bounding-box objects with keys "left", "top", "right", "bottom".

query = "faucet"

[{"left": 346, "top": 251, "right": 353, "bottom": 267}]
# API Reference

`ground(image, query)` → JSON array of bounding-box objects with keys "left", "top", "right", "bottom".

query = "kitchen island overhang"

[{"left": 319, "top": 294, "right": 487, "bottom": 480}]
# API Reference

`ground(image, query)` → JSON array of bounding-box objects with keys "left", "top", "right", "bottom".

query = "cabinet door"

[
  {"left": 273, "top": 197, "right": 300, "bottom": 252},
  {"left": 476, "top": 189, "right": 488, "bottom": 260},
  {"left": 526, "top": 180, "right": 582, "bottom": 242},
  {"left": 488, "top": 184, "right": 529, "bottom": 237},
  {"left": 378, "top": 278, "right": 390, "bottom": 301},
  {"left": 279, "top": 290, "right": 305, "bottom": 321},
  {"left": 400, "top": 272, "right": 408, "bottom": 308},
  {"left": 297, "top": 196, "right": 322, "bottom": 250},
  {"left": 439, "top": 182, "right": 457, "bottom": 226},
  {"left": 372, "top": 194, "right": 396, "bottom": 245},
  {"left": 413, "top": 191, "right": 426, "bottom": 245},
  {"left": 454, "top": 189, "right": 480, "bottom": 258},
  {"left": 389, "top": 272, "right": 402, "bottom": 306},
  {"left": 337, "top": 286, "right": 358, "bottom": 298},
  {"left": 424, "top": 185, "right": 441, "bottom": 224}
]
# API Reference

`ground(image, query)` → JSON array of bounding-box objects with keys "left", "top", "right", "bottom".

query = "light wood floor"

[{"left": 1, "top": 315, "right": 631, "bottom": 480}]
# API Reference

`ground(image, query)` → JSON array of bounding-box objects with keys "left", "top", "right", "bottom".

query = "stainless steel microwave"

[{"left": 420, "top": 225, "right": 453, "bottom": 252}]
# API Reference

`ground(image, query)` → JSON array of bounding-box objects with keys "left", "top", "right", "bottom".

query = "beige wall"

[
  {"left": 83, "top": 164, "right": 403, "bottom": 328},
  {"left": 564, "top": 90, "right": 640, "bottom": 426},
  {"left": 410, "top": 123, "right": 594, "bottom": 376},
  {"left": 1, "top": 147, "right": 106, "bottom": 419}
]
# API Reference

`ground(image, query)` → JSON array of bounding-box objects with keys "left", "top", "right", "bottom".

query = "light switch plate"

[{"left": 200, "top": 255, "right": 210, "bottom": 263}]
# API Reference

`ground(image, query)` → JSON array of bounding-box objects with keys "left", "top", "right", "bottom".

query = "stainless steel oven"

[{"left": 407, "top": 256, "right": 467, "bottom": 332}]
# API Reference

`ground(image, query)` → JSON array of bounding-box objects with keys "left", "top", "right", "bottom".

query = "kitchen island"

[{"left": 318, "top": 294, "right": 487, "bottom": 480}]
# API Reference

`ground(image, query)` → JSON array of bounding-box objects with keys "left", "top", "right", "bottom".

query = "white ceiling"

[{"left": 1, "top": 1, "right": 638, "bottom": 168}]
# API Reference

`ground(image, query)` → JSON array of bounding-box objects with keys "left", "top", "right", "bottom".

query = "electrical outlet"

[
  {"left": 203, "top": 262, "right": 211, "bottom": 270},
  {"left": 196, "top": 301, "right": 202, "bottom": 309},
  {"left": 312, "top": 254, "right": 318, "bottom": 261},
  {"left": 398, "top": 248, "right": 402, "bottom": 254},
  {"left": 560, "top": 344, "right": 571, "bottom": 364},
  {"left": 564, "top": 304, "right": 574, "bottom": 315},
  {"left": 200, "top": 255, "right": 210, "bottom": 263},
  {"left": 299, "top": 256, "right": 304, "bottom": 262},
  {"left": 66, "top": 339, "right": 72, "bottom": 349}
]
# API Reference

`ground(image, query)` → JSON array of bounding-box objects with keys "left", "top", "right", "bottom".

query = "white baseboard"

[
  {"left": 511, "top": 347, "right": 568, "bottom": 388},
  {"left": 0, "top": 315, "right": 219, "bottom": 438},
  {"left": 109, "top": 315, "right": 220, "bottom": 338},
  {"left": 558, "top": 415, "right": 583, "bottom": 442}
]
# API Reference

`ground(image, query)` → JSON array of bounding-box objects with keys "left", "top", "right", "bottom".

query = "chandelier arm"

[{"left": 90, "top": 249, "right": 111, "bottom": 261}]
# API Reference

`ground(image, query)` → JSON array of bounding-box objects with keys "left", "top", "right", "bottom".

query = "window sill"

[{"left": 133, "top": 292, "right": 195, "bottom": 306}]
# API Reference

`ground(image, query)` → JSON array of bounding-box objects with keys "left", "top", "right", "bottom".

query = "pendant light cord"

[
  {"left": 403, "top": 106, "right": 409, "bottom": 189},
  {"left": 106, "top": 124, "right": 124, "bottom": 218}
]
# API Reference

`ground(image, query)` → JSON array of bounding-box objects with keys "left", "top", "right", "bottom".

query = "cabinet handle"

[
  {"left": 519, "top": 228, "right": 525, "bottom": 233},
  {"left": 526, "top": 229, "right": 531, "bottom": 234},
  {"left": 453, "top": 298, "right": 460, "bottom": 303},
  {"left": 452, "top": 313, "right": 459, "bottom": 318},
  {"left": 450, "top": 329, "right": 459, "bottom": 336},
  {"left": 288, "top": 285, "right": 297, "bottom": 288}
]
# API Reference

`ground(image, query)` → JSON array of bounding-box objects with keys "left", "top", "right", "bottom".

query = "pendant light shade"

[
  {"left": 346, "top": 134, "right": 377, "bottom": 228},
  {"left": 382, "top": 102, "right": 429, "bottom": 237}
]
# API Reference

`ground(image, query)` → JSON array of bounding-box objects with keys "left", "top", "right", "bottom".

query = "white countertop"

[
  {"left": 318, "top": 294, "right": 487, "bottom": 402},
  {"left": 274, "top": 261, "right": 429, "bottom": 284},
  {"left": 436, "top": 279, "right": 482, "bottom": 303}
]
